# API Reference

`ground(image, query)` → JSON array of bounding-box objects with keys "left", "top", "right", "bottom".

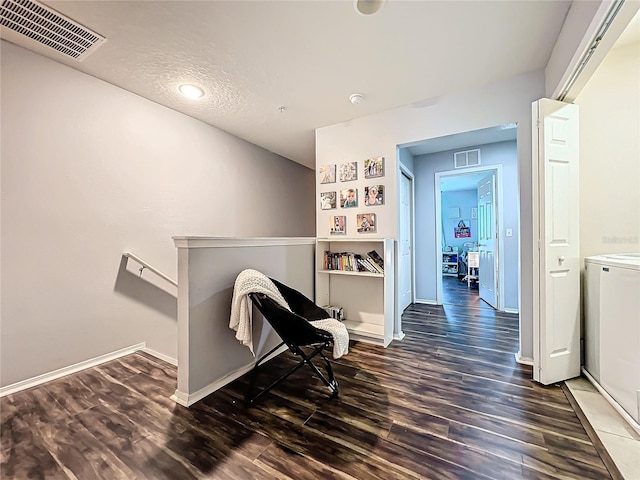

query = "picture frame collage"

[{"left": 320, "top": 157, "right": 385, "bottom": 235}]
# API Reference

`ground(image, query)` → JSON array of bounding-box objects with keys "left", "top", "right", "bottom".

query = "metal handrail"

[{"left": 123, "top": 252, "right": 177, "bottom": 287}]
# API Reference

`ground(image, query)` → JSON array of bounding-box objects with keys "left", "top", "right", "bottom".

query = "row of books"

[{"left": 323, "top": 250, "right": 384, "bottom": 274}]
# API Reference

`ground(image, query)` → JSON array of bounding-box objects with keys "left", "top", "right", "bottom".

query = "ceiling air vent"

[
  {"left": 454, "top": 149, "right": 481, "bottom": 169},
  {"left": 0, "top": 0, "right": 105, "bottom": 61}
]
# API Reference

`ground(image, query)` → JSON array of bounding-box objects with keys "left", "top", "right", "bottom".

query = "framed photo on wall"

[
  {"left": 357, "top": 213, "right": 376, "bottom": 233},
  {"left": 364, "top": 156, "right": 384, "bottom": 179},
  {"left": 364, "top": 185, "right": 384, "bottom": 206},
  {"left": 330, "top": 215, "right": 346, "bottom": 234},
  {"left": 340, "top": 188, "right": 358, "bottom": 208},
  {"left": 320, "top": 192, "right": 337, "bottom": 210},
  {"left": 319, "top": 164, "right": 336, "bottom": 184},
  {"left": 455, "top": 219, "right": 471, "bottom": 238},
  {"left": 339, "top": 162, "right": 358, "bottom": 182}
]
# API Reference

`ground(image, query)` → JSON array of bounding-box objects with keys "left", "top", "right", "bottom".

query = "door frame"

[
  {"left": 434, "top": 164, "right": 505, "bottom": 310},
  {"left": 395, "top": 163, "right": 415, "bottom": 340}
]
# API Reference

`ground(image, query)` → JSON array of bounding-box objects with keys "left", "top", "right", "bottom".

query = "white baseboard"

[
  {"left": 0, "top": 342, "right": 146, "bottom": 397},
  {"left": 171, "top": 344, "right": 288, "bottom": 407},
  {"left": 415, "top": 298, "right": 438, "bottom": 305},
  {"left": 504, "top": 308, "right": 519, "bottom": 314},
  {"left": 393, "top": 331, "right": 406, "bottom": 341},
  {"left": 582, "top": 367, "right": 640, "bottom": 436},
  {"left": 140, "top": 347, "right": 177, "bottom": 366},
  {"left": 514, "top": 351, "right": 534, "bottom": 366}
]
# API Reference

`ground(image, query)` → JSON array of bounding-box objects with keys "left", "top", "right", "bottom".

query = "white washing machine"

[{"left": 584, "top": 253, "right": 640, "bottom": 425}]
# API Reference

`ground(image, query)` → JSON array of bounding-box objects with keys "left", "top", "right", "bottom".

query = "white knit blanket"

[
  {"left": 229, "top": 269, "right": 290, "bottom": 355},
  {"left": 229, "top": 269, "right": 350, "bottom": 359},
  {"left": 310, "top": 319, "right": 349, "bottom": 359}
]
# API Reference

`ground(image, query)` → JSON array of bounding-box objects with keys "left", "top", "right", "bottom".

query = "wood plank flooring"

[{"left": 1, "top": 277, "right": 614, "bottom": 479}]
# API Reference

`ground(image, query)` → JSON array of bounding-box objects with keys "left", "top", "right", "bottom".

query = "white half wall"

[
  {"left": 0, "top": 42, "right": 315, "bottom": 388},
  {"left": 316, "top": 71, "right": 545, "bottom": 360}
]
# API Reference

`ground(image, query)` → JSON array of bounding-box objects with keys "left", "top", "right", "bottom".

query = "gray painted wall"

[
  {"left": 398, "top": 147, "right": 415, "bottom": 175},
  {"left": 414, "top": 140, "right": 519, "bottom": 310},
  {"left": 174, "top": 238, "right": 315, "bottom": 402},
  {"left": 1, "top": 42, "right": 315, "bottom": 388}
]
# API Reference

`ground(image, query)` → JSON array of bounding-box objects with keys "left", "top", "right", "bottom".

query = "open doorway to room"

[
  {"left": 437, "top": 170, "right": 485, "bottom": 305},
  {"left": 399, "top": 124, "right": 520, "bottom": 315},
  {"left": 436, "top": 166, "right": 502, "bottom": 310}
]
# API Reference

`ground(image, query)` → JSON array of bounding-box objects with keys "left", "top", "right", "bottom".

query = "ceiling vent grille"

[
  {"left": 0, "top": 0, "right": 105, "bottom": 61},
  {"left": 454, "top": 149, "right": 481, "bottom": 169}
]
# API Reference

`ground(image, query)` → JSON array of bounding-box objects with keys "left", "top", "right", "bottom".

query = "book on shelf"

[
  {"left": 323, "top": 251, "right": 362, "bottom": 272},
  {"left": 323, "top": 250, "right": 386, "bottom": 273},
  {"left": 356, "top": 257, "right": 376, "bottom": 274},
  {"left": 365, "top": 250, "right": 384, "bottom": 273}
]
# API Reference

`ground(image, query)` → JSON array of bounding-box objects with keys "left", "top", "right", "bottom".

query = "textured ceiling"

[{"left": 16, "top": 0, "right": 574, "bottom": 168}]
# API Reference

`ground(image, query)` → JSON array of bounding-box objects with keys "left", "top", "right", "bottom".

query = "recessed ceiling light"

[
  {"left": 355, "top": 0, "right": 385, "bottom": 15},
  {"left": 178, "top": 84, "right": 204, "bottom": 100}
]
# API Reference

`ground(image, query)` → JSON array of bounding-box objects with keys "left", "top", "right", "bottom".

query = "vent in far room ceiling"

[
  {"left": 0, "top": 0, "right": 105, "bottom": 61},
  {"left": 454, "top": 149, "right": 481, "bottom": 169}
]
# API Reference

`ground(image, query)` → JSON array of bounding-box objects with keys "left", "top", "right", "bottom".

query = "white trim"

[
  {"left": 348, "top": 333, "right": 388, "bottom": 347},
  {"left": 582, "top": 367, "right": 640, "bottom": 436},
  {"left": 173, "top": 236, "right": 316, "bottom": 249},
  {"left": 532, "top": 101, "right": 541, "bottom": 383},
  {"left": 0, "top": 342, "right": 146, "bottom": 397},
  {"left": 515, "top": 351, "right": 534, "bottom": 366},
  {"left": 415, "top": 298, "right": 438, "bottom": 305},
  {"left": 171, "top": 344, "right": 288, "bottom": 407},
  {"left": 141, "top": 347, "right": 178, "bottom": 366},
  {"left": 396, "top": 162, "right": 416, "bottom": 342},
  {"left": 504, "top": 307, "right": 519, "bottom": 314}
]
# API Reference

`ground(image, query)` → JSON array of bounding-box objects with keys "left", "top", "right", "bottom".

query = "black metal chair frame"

[{"left": 245, "top": 279, "right": 339, "bottom": 406}]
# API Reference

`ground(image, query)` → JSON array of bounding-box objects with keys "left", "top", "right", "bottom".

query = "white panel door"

[
  {"left": 477, "top": 173, "right": 498, "bottom": 309},
  {"left": 534, "top": 98, "right": 580, "bottom": 385},
  {"left": 399, "top": 171, "right": 412, "bottom": 311}
]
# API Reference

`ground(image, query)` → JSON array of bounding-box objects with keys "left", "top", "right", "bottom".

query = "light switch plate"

[{"left": 506, "top": 228, "right": 513, "bottom": 237}]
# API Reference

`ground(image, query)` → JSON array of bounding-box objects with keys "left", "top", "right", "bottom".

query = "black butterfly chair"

[{"left": 246, "top": 278, "right": 339, "bottom": 406}]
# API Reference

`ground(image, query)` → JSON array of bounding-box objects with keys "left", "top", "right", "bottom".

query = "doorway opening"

[
  {"left": 398, "top": 124, "right": 520, "bottom": 314},
  {"left": 436, "top": 165, "right": 503, "bottom": 309}
]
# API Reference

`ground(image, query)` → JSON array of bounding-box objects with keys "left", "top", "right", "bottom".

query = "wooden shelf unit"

[
  {"left": 316, "top": 238, "right": 394, "bottom": 347},
  {"left": 442, "top": 251, "right": 459, "bottom": 276}
]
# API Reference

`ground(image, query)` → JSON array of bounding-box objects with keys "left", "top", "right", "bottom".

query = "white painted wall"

[
  {"left": 544, "top": 0, "right": 607, "bottom": 98},
  {"left": 414, "top": 141, "right": 520, "bottom": 310},
  {"left": 0, "top": 42, "right": 315, "bottom": 388},
  {"left": 546, "top": 0, "right": 639, "bottom": 101},
  {"left": 316, "top": 71, "right": 544, "bottom": 359},
  {"left": 576, "top": 41, "right": 640, "bottom": 259}
]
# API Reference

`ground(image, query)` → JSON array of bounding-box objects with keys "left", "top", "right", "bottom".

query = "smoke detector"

[{"left": 349, "top": 93, "right": 365, "bottom": 104}]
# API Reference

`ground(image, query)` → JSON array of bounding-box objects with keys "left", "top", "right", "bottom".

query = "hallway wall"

[{"left": 1, "top": 42, "right": 315, "bottom": 387}]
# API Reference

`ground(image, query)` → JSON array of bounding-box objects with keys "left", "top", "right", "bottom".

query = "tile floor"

[{"left": 566, "top": 376, "right": 640, "bottom": 479}]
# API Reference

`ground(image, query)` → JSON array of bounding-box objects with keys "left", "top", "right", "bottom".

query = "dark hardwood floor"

[{"left": 2, "top": 278, "right": 614, "bottom": 479}]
